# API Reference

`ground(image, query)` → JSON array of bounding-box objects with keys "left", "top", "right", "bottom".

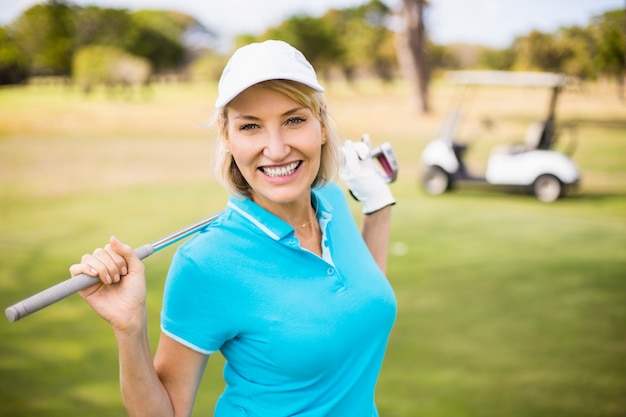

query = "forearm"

[
  {"left": 115, "top": 321, "right": 174, "bottom": 417},
  {"left": 361, "top": 205, "right": 392, "bottom": 274},
  {"left": 73, "top": 237, "right": 170, "bottom": 414}
]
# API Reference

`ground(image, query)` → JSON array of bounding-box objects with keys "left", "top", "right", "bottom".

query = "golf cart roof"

[{"left": 446, "top": 70, "right": 567, "bottom": 88}]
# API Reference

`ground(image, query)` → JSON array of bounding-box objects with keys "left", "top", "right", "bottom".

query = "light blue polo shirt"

[{"left": 161, "top": 182, "right": 396, "bottom": 416}]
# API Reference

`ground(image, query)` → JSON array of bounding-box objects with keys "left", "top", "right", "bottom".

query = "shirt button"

[{"left": 327, "top": 267, "right": 334, "bottom": 275}]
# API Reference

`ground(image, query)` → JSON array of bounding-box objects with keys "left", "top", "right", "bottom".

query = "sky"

[{"left": 0, "top": 0, "right": 623, "bottom": 49}]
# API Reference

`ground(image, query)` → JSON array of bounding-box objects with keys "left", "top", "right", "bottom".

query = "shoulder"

[
  {"left": 315, "top": 181, "right": 349, "bottom": 210},
  {"left": 171, "top": 210, "right": 246, "bottom": 269},
  {"left": 316, "top": 180, "right": 345, "bottom": 200}
]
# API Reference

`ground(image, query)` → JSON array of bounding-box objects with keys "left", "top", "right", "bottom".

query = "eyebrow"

[{"left": 233, "top": 106, "right": 308, "bottom": 121}]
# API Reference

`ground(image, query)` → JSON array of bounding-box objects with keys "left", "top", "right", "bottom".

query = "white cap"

[{"left": 215, "top": 40, "right": 324, "bottom": 108}]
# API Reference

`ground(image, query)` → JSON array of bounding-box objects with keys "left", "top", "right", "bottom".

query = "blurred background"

[
  {"left": 0, "top": 0, "right": 624, "bottom": 104},
  {"left": 0, "top": 0, "right": 624, "bottom": 416}
]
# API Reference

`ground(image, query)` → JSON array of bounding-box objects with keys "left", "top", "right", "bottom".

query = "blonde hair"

[{"left": 212, "top": 80, "right": 342, "bottom": 199}]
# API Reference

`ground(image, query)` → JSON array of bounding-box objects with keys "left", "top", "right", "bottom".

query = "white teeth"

[{"left": 262, "top": 161, "right": 300, "bottom": 178}]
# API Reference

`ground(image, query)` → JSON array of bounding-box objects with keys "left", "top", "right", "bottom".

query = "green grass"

[
  {"left": 0, "top": 81, "right": 625, "bottom": 416},
  {"left": 378, "top": 191, "right": 626, "bottom": 417}
]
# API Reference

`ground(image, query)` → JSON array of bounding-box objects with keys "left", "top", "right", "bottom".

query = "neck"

[
  {"left": 294, "top": 203, "right": 318, "bottom": 229},
  {"left": 251, "top": 192, "right": 317, "bottom": 231},
  {"left": 294, "top": 213, "right": 322, "bottom": 256}
]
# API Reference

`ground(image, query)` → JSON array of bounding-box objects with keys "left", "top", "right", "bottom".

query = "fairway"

[{"left": 0, "top": 80, "right": 625, "bottom": 416}]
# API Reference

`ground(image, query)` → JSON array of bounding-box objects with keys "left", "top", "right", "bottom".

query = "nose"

[{"left": 263, "top": 128, "right": 290, "bottom": 161}]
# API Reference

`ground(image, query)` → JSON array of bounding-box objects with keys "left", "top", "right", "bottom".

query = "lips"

[{"left": 260, "top": 161, "right": 301, "bottom": 178}]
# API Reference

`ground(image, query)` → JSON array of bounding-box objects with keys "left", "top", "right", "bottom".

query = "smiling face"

[{"left": 224, "top": 84, "right": 325, "bottom": 212}]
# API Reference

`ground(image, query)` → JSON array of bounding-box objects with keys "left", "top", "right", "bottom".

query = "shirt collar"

[{"left": 226, "top": 187, "right": 334, "bottom": 241}]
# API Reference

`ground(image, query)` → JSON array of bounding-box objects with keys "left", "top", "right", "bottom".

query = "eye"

[
  {"left": 285, "top": 116, "right": 306, "bottom": 126},
  {"left": 239, "top": 123, "right": 259, "bottom": 131}
]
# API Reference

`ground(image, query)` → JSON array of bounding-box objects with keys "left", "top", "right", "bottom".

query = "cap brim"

[{"left": 215, "top": 75, "right": 324, "bottom": 108}]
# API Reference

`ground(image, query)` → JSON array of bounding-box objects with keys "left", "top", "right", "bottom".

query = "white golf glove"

[{"left": 340, "top": 135, "right": 396, "bottom": 215}]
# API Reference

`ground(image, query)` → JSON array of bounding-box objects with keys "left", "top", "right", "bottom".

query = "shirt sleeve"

[{"left": 160, "top": 238, "right": 240, "bottom": 355}]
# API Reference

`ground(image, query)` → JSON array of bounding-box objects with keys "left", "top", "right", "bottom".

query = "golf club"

[
  {"left": 5, "top": 210, "right": 224, "bottom": 323},
  {"left": 5, "top": 141, "right": 399, "bottom": 323},
  {"left": 371, "top": 142, "right": 399, "bottom": 183}
]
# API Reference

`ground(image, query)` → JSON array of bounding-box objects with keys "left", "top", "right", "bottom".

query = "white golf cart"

[{"left": 421, "top": 70, "right": 580, "bottom": 202}]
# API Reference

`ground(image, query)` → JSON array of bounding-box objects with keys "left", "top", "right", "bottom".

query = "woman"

[{"left": 71, "top": 40, "right": 397, "bottom": 416}]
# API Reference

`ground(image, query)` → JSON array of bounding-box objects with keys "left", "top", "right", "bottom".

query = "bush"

[{"left": 73, "top": 45, "right": 151, "bottom": 94}]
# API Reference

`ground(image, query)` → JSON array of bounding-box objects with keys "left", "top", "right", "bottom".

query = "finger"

[
  {"left": 360, "top": 133, "right": 372, "bottom": 148},
  {"left": 103, "top": 242, "right": 128, "bottom": 282},
  {"left": 342, "top": 140, "right": 358, "bottom": 163},
  {"left": 70, "top": 262, "right": 105, "bottom": 296},
  {"left": 340, "top": 141, "right": 360, "bottom": 173},
  {"left": 77, "top": 252, "right": 113, "bottom": 284},
  {"left": 109, "top": 236, "right": 144, "bottom": 275},
  {"left": 93, "top": 246, "right": 125, "bottom": 283},
  {"left": 69, "top": 262, "right": 99, "bottom": 278},
  {"left": 353, "top": 140, "right": 371, "bottom": 160},
  {"left": 341, "top": 139, "right": 354, "bottom": 154}
]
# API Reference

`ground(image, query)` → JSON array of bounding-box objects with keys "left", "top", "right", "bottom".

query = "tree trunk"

[
  {"left": 621, "top": 0, "right": 625, "bottom": 101},
  {"left": 400, "top": 0, "right": 430, "bottom": 113}
]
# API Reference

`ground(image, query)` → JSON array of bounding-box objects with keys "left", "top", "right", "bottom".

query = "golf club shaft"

[{"left": 5, "top": 211, "right": 223, "bottom": 323}]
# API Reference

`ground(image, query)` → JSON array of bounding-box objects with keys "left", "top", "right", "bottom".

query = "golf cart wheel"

[
  {"left": 423, "top": 166, "right": 451, "bottom": 195},
  {"left": 533, "top": 174, "right": 562, "bottom": 203}
]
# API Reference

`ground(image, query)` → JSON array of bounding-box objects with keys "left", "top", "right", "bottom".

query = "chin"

[{"left": 252, "top": 182, "right": 312, "bottom": 206}]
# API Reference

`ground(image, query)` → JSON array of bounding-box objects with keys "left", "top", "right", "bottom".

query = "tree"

[
  {"left": 0, "top": 26, "right": 29, "bottom": 84},
  {"left": 477, "top": 46, "right": 515, "bottom": 70},
  {"left": 261, "top": 15, "right": 343, "bottom": 78},
  {"left": 429, "top": 42, "right": 461, "bottom": 71},
  {"left": 12, "top": 0, "right": 75, "bottom": 76},
  {"left": 123, "top": 21, "right": 184, "bottom": 73},
  {"left": 333, "top": 0, "right": 397, "bottom": 82},
  {"left": 189, "top": 50, "right": 228, "bottom": 83},
  {"left": 126, "top": 10, "right": 201, "bottom": 72},
  {"left": 74, "top": 6, "right": 133, "bottom": 49},
  {"left": 554, "top": 25, "right": 595, "bottom": 79},
  {"left": 74, "top": 8, "right": 211, "bottom": 74},
  {"left": 398, "top": 0, "right": 430, "bottom": 113},
  {"left": 8, "top": 2, "right": 202, "bottom": 81},
  {"left": 513, "top": 30, "right": 567, "bottom": 72},
  {"left": 591, "top": 9, "right": 625, "bottom": 98},
  {"left": 246, "top": 2, "right": 397, "bottom": 84}
]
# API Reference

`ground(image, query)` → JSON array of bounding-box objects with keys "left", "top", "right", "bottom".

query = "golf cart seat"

[
  {"left": 524, "top": 121, "right": 546, "bottom": 149},
  {"left": 492, "top": 121, "right": 547, "bottom": 155}
]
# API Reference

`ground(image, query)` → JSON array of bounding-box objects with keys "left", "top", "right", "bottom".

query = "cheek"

[
  {"left": 309, "top": 128, "right": 325, "bottom": 157},
  {"left": 227, "top": 131, "right": 255, "bottom": 160},
  {"left": 228, "top": 141, "right": 264, "bottom": 180},
  {"left": 229, "top": 145, "right": 253, "bottom": 169}
]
